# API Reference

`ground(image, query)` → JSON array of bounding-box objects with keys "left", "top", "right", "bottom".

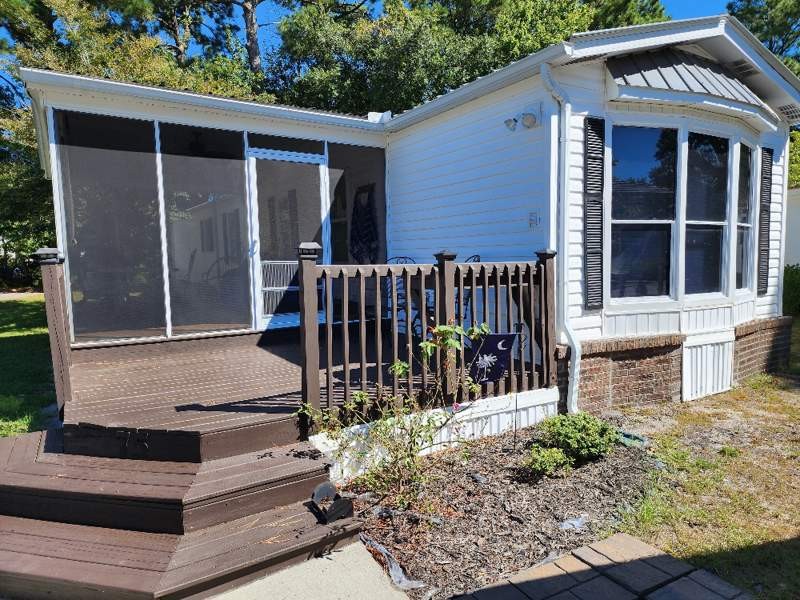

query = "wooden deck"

[
  {"left": 62, "top": 328, "right": 432, "bottom": 461},
  {"left": 63, "top": 333, "right": 307, "bottom": 460}
]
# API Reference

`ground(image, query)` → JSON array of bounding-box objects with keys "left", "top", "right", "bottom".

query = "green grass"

[
  {"left": 620, "top": 375, "right": 800, "bottom": 600},
  {"left": 0, "top": 294, "right": 55, "bottom": 437}
]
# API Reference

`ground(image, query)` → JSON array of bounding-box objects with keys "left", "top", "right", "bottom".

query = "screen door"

[{"left": 250, "top": 154, "right": 326, "bottom": 325}]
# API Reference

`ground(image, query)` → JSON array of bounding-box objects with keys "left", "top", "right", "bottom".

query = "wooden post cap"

[
  {"left": 298, "top": 242, "right": 322, "bottom": 260},
  {"left": 32, "top": 248, "right": 64, "bottom": 264},
  {"left": 434, "top": 250, "right": 457, "bottom": 262},
  {"left": 535, "top": 249, "right": 557, "bottom": 260}
]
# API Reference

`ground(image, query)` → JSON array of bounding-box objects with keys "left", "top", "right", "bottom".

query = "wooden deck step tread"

[
  {"left": 0, "top": 503, "right": 359, "bottom": 600},
  {"left": 0, "top": 430, "right": 329, "bottom": 534}
]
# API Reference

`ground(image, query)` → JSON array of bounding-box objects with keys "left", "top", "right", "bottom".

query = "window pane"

[
  {"left": 687, "top": 133, "right": 729, "bottom": 222},
  {"left": 736, "top": 225, "right": 750, "bottom": 289},
  {"left": 55, "top": 110, "right": 165, "bottom": 341},
  {"left": 612, "top": 126, "right": 677, "bottom": 220},
  {"left": 160, "top": 124, "right": 251, "bottom": 334},
  {"left": 686, "top": 225, "right": 724, "bottom": 294},
  {"left": 611, "top": 224, "right": 671, "bottom": 298},
  {"left": 738, "top": 145, "right": 752, "bottom": 223}
]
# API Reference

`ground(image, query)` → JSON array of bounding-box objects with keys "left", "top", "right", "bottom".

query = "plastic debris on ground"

[{"left": 360, "top": 533, "right": 427, "bottom": 591}]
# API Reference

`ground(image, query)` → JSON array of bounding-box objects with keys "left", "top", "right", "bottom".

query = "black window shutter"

[
  {"left": 757, "top": 147, "right": 773, "bottom": 296},
  {"left": 583, "top": 117, "right": 605, "bottom": 310}
]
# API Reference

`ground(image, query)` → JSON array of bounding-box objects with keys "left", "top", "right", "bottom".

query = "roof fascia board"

[
  {"left": 20, "top": 67, "right": 383, "bottom": 132},
  {"left": 570, "top": 17, "right": 725, "bottom": 59},
  {"left": 385, "top": 43, "right": 571, "bottom": 132},
  {"left": 27, "top": 88, "right": 50, "bottom": 175},
  {"left": 721, "top": 18, "right": 800, "bottom": 103},
  {"left": 613, "top": 85, "right": 779, "bottom": 132}
]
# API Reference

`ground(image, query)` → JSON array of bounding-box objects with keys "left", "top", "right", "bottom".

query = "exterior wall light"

[
  {"left": 504, "top": 117, "right": 518, "bottom": 131},
  {"left": 520, "top": 113, "right": 537, "bottom": 128}
]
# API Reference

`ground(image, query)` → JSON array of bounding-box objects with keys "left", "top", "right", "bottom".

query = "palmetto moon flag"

[{"left": 468, "top": 333, "right": 518, "bottom": 384}]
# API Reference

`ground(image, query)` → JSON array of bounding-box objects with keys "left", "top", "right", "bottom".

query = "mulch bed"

[{"left": 352, "top": 425, "right": 655, "bottom": 599}]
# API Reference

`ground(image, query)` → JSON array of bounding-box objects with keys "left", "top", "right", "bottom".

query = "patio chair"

[
  {"left": 383, "top": 256, "right": 422, "bottom": 337},
  {"left": 458, "top": 254, "right": 481, "bottom": 325}
]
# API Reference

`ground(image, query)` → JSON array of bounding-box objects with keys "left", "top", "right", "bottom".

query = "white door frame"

[{"left": 246, "top": 145, "right": 332, "bottom": 328}]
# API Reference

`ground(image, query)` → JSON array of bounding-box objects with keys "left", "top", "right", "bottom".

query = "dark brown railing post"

[
  {"left": 298, "top": 242, "right": 321, "bottom": 414},
  {"left": 435, "top": 250, "right": 457, "bottom": 397},
  {"left": 536, "top": 249, "right": 557, "bottom": 387},
  {"left": 33, "top": 248, "right": 72, "bottom": 415}
]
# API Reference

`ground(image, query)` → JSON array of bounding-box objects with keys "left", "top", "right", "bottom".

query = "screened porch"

[{"left": 53, "top": 110, "right": 386, "bottom": 344}]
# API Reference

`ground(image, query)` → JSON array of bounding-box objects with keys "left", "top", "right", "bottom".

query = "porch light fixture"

[
  {"left": 504, "top": 117, "right": 518, "bottom": 131},
  {"left": 520, "top": 112, "right": 537, "bottom": 128}
]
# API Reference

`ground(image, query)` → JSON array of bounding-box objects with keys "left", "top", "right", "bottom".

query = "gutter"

[
  {"left": 541, "top": 63, "right": 580, "bottom": 414},
  {"left": 386, "top": 43, "right": 571, "bottom": 132},
  {"left": 20, "top": 68, "right": 383, "bottom": 132}
]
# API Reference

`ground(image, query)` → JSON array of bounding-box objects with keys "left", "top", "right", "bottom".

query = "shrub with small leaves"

[
  {"left": 538, "top": 412, "right": 618, "bottom": 464},
  {"left": 524, "top": 445, "right": 572, "bottom": 478}
]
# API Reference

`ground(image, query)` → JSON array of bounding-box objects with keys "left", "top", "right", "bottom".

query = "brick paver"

[{"left": 466, "top": 533, "right": 750, "bottom": 600}]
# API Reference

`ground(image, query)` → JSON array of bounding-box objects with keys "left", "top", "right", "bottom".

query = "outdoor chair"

[{"left": 457, "top": 254, "right": 481, "bottom": 325}]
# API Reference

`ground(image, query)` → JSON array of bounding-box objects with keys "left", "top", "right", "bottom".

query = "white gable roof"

[{"left": 386, "top": 14, "right": 800, "bottom": 130}]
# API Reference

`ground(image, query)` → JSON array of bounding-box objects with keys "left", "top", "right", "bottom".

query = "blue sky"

[{"left": 661, "top": 0, "right": 730, "bottom": 20}]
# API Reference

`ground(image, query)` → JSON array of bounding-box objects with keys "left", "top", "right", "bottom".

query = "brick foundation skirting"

[
  {"left": 556, "top": 334, "right": 684, "bottom": 415},
  {"left": 555, "top": 316, "right": 794, "bottom": 414},
  {"left": 733, "top": 316, "right": 793, "bottom": 384}
]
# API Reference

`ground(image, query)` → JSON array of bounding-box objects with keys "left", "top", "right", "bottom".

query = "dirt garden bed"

[{"left": 352, "top": 424, "right": 655, "bottom": 599}]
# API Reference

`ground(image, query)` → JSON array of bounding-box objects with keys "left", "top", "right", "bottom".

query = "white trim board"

[{"left": 311, "top": 387, "right": 559, "bottom": 483}]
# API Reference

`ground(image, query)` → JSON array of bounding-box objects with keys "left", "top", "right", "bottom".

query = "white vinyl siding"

[{"left": 386, "top": 77, "right": 553, "bottom": 263}]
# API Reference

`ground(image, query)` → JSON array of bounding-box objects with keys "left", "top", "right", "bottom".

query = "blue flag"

[{"left": 468, "top": 333, "right": 517, "bottom": 384}]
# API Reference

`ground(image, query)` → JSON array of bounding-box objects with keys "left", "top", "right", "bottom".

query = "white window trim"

[{"left": 603, "top": 111, "right": 763, "bottom": 314}]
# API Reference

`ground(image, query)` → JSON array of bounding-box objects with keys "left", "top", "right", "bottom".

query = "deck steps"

[
  {"left": 0, "top": 503, "right": 359, "bottom": 599},
  {"left": 0, "top": 430, "right": 330, "bottom": 534},
  {"left": 62, "top": 404, "right": 302, "bottom": 463}
]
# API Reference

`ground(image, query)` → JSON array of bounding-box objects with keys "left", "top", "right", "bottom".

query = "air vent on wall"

[
  {"left": 725, "top": 59, "right": 759, "bottom": 78},
  {"left": 778, "top": 104, "right": 800, "bottom": 123}
]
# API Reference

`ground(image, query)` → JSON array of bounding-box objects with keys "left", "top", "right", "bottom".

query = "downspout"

[{"left": 541, "top": 63, "right": 581, "bottom": 414}]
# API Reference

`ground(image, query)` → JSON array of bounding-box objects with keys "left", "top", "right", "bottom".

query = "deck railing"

[{"left": 298, "top": 243, "right": 557, "bottom": 411}]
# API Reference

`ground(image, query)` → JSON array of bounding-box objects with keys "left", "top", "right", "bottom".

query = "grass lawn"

[
  {"left": 0, "top": 294, "right": 55, "bottom": 437},
  {"left": 619, "top": 372, "right": 800, "bottom": 600}
]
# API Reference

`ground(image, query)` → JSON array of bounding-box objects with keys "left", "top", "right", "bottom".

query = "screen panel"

[
  {"left": 55, "top": 110, "right": 166, "bottom": 341},
  {"left": 327, "top": 143, "right": 386, "bottom": 264},
  {"left": 160, "top": 124, "right": 251, "bottom": 333}
]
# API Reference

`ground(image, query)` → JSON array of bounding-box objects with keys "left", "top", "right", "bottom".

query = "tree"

[
  {"left": 585, "top": 0, "right": 668, "bottom": 30},
  {"left": 94, "top": 0, "right": 238, "bottom": 65},
  {"left": 728, "top": 0, "right": 800, "bottom": 67},
  {"left": 271, "top": 0, "right": 595, "bottom": 115}
]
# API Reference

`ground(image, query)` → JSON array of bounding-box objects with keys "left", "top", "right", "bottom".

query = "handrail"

[{"left": 297, "top": 244, "right": 557, "bottom": 413}]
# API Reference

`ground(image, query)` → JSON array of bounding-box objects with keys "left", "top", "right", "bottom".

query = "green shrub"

[
  {"left": 523, "top": 445, "right": 572, "bottom": 478},
  {"left": 539, "top": 412, "right": 619, "bottom": 463},
  {"left": 784, "top": 264, "right": 800, "bottom": 316}
]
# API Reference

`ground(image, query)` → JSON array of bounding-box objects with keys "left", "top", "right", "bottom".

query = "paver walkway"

[{"left": 460, "top": 533, "right": 750, "bottom": 600}]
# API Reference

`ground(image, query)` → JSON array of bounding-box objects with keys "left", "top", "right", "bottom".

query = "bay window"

[{"left": 609, "top": 121, "right": 757, "bottom": 304}]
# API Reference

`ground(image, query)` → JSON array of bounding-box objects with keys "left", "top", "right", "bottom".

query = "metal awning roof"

[{"left": 607, "top": 48, "right": 769, "bottom": 111}]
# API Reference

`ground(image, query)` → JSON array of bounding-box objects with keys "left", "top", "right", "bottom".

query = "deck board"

[{"left": 66, "top": 336, "right": 305, "bottom": 436}]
